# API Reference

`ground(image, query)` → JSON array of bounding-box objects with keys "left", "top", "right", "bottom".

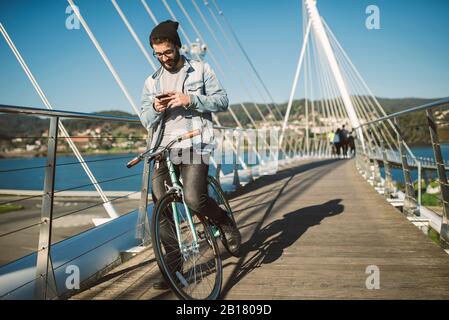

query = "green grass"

[
  {"left": 421, "top": 193, "right": 441, "bottom": 207},
  {"left": 413, "top": 179, "right": 427, "bottom": 192},
  {"left": 0, "top": 204, "right": 24, "bottom": 214},
  {"left": 428, "top": 228, "right": 441, "bottom": 246},
  {"left": 429, "top": 181, "right": 439, "bottom": 188}
]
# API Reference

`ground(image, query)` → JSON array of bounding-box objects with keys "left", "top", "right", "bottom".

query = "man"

[
  {"left": 340, "top": 125, "right": 349, "bottom": 156},
  {"left": 139, "top": 20, "right": 241, "bottom": 290},
  {"left": 347, "top": 131, "right": 356, "bottom": 156},
  {"left": 333, "top": 128, "right": 341, "bottom": 156}
]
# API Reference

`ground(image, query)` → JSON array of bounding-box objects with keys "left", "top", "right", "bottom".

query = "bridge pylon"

[{"left": 303, "top": 0, "right": 366, "bottom": 149}]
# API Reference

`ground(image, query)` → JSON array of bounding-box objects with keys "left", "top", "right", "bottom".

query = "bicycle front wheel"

[{"left": 151, "top": 192, "right": 222, "bottom": 300}]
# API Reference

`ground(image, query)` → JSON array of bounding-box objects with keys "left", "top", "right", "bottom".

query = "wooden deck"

[{"left": 71, "top": 158, "right": 449, "bottom": 300}]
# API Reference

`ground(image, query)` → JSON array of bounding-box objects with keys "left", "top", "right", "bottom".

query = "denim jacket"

[{"left": 139, "top": 57, "right": 229, "bottom": 152}]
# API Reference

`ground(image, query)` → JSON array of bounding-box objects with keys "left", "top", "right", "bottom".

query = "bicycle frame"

[{"left": 164, "top": 153, "right": 200, "bottom": 259}]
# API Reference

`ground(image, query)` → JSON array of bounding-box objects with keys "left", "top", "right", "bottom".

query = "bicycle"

[{"left": 126, "top": 129, "right": 239, "bottom": 300}]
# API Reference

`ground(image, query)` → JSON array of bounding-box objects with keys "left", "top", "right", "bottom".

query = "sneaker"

[
  {"left": 218, "top": 217, "right": 241, "bottom": 256},
  {"left": 153, "top": 275, "right": 170, "bottom": 290}
]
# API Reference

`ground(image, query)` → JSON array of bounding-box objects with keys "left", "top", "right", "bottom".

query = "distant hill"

[
  {"left": 0, "top": 110, "right": 140, "bottom": 139},
  {"left": 0, "top": 113, "right": 48, "bottom": 139},
  {"left": 0, "top": 97, "right": 447, "bottom": 146},
  {"left": 375, "top": 97, "right": 442, "bottom": 114},
  {"left": 217, "top": 97, "right": 445, "bottom": 127}
]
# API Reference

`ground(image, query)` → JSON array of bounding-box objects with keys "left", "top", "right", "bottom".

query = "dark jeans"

[
  {"left": 342, "top": 141, "right": 348, "bottom": 156},
  {"left": 151, "top": 149, "right": 227, "bottom": 224},
  {"left": 335, "top": 143, "right": 341, "bottom": 155}
]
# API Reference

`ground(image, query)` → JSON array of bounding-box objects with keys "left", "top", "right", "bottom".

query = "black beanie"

[{"left": 149, "top": 20, "right": 182, "bottom": 48}]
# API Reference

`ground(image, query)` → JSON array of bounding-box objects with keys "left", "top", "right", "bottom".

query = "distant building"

[{"left": 71, "top": 137, "right": 89, "bottom": 143}]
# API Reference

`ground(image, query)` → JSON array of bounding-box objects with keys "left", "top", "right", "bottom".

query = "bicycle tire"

[
  {"left": 207, "top": 175, "right": 240, "bottom": 257},
  {"left": 151, "top": 191, "right": 222, "bottom": 300}
]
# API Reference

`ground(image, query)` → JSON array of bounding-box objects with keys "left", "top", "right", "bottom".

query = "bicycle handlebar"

[
  {"left": 126, "top": 156, "right": 142, "bottom": 168},
  {"left": 179, "top": 129, "right": 200, "bottom": 141},
  {"left": 126, "top": 129, "right": 201, "bottom": 168}
]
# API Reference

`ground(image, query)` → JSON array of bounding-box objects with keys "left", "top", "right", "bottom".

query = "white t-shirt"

[{"left": 158, "top": 63, "right": 192, "bottom": 149}]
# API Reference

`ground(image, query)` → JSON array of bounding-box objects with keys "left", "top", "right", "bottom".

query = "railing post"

[
  {"left": 355, "top": 138, "right": 362, "bottom": 170},
  {"left": 394, "top": 118, "right": 419, "bottom": 216},
  {"left": 326, "top": 134, "right": 331, "bottom": 158},
  {"left": 294, "top": 134, "right": 301, "bottom": 158},
  {"left": 417, "top": 161, "right": 422, "bottom": 208},
  {"left": 380, "top": 138, "right": 395, "bottom": 198},
  {"left": 282, "top": 130, "right": 288, "bottom": 161},
  {"left": 426, "top": 109, "right": 449, "bottom": 247},
  {"left": 358, "top": 135, "right": 371, "bottom": 179},
  {"left": 289, "top": 132, "right": 294, "bottom": 159},
  {"left": 316, "top": 137, "right": 322, "bottom": 158},
  {"left": 270, "top": 128, "right": 280, "bottom": 174},
  {"left": 136, "top": 135, "right": 152, "bottom": 245},
  {"left": 374, "top": 157, "right": 383, "bottom": 188},
  {"left": 300, "top": 135, "right": 305, "bottom": 158},
  {"left": 215, "top": 129, "right": 225, "bottom": 184},
  {"left": 288, "top": 133, "right": 294, "bottom": 159},
  {"left": 232, "top": 130, "right": 241, "bottom": 189},
  {"left": 244, "top": 130, "right": 254, "bottom": 182},
  {"left": 367, "top": 129, "right": 382, "bottom": 187},
  {"left": 35, "top": 116, "right": 59, "bottom": 300}
]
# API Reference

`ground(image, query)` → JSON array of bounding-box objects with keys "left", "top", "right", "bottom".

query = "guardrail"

[
  {"left": 0, "top": 104, "right": 148, "bottom": 299},
  {"left": 354, "top": 98, "right": 449, "bottom": 248},
  {"left": 0, "top": 104, "right": 293, "bottom": 299}
]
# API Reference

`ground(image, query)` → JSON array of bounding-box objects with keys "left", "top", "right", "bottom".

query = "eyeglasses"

[{"left": 152, "top": 49, "right": 175, "bottom": 59}]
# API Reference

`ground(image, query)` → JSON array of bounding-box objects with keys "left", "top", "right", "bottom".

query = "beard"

[{"left": 160, "top": 50, "right": 181, "bottom": 72}]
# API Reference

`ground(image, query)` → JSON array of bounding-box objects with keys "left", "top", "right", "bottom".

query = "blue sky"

[{"left": 0, "top": 0, "right": 448, "bottom": 114}]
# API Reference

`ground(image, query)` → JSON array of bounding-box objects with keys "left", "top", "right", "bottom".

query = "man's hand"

[
  {"left": 153, "top": 93, "right": 173, "bottom": 113},
  {"left": 166, "top": 92, "right": 191, "bottom": 109}
]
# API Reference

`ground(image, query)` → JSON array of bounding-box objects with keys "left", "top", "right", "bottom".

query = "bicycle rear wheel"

[
  {"left": 207, "top": 176, "right": 240, "bottom": 257},
  {"left": 151, "top": 192, "right": 222, "bottom": 300}
]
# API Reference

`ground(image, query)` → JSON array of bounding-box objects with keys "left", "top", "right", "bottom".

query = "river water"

[{"left": 0, "top": 145, "right": 447, "bottom": 191}]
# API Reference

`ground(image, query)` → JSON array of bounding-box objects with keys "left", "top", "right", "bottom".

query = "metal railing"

[
  {"left": 0, "top": 104, "right": 292, "bottom": 299},
  {"left": 0, "top": 104, "right": 148, "bottom": 299},
  {"left": 354, "top": 98, "right": 449, "bottom": 248}
]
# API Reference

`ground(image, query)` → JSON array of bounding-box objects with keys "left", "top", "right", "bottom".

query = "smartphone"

[{"left": 156, "top": 93, "right": 171, "bottom": 100}]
